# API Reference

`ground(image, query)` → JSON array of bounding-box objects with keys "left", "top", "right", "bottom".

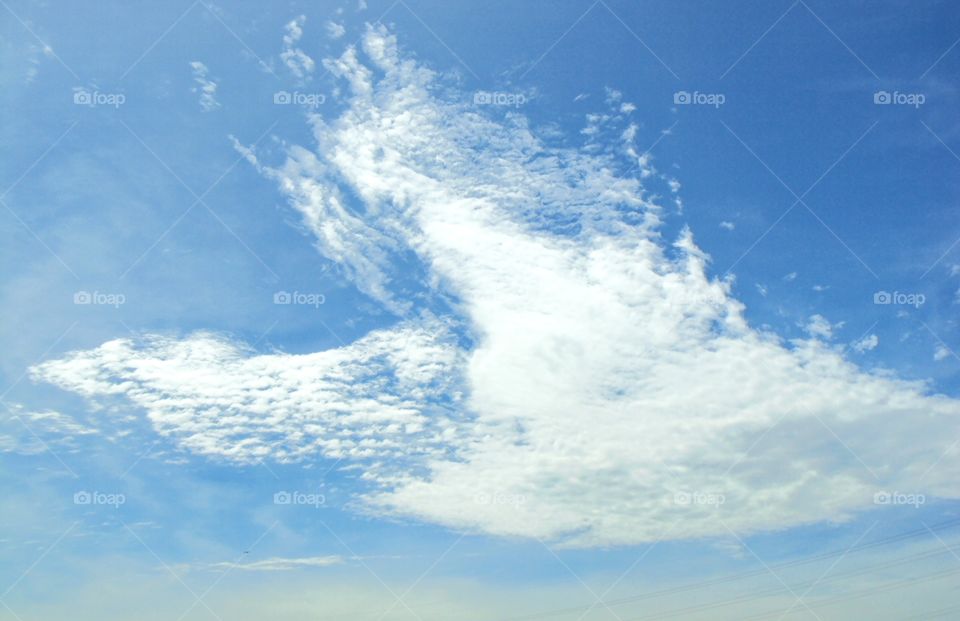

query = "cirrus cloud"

[{"left": 32, "top": 25, "right": 960, "bottom": 548}]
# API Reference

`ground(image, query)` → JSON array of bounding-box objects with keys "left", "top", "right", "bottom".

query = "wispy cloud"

[
  {"left": 326, "top": 21, "right": 346, "bottom": 40},
  {"left": 201, "top": 555, "right": 343, "bottom": 572},
  {"left": 32, "top": 320, "right": 465, "bottom": 464},
  {"left": 281, "top": 15, "right": 315, "bottom": 80},
  {"left": 32, "top": 25, "right": 960, "bottom": 549},
  {"left": 189, "top": 61, "right": 220, "bottom": 111},
  {"left": 0, "top": 405, "right": 98, "bottom": 455},
  {"left": 804, "top": 313, "right": 840, "bottom": 340},
  {"left": 852, "top": 334, "right": 879, "bottom": 353}
]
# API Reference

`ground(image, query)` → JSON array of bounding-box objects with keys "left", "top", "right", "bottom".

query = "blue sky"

[{"left": 3, "top": 1, "right": 960, "bottom": 619}]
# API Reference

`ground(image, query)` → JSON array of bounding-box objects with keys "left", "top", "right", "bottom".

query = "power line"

[{"left": 738, "top": 565, "right": 960, "bottom": 621}]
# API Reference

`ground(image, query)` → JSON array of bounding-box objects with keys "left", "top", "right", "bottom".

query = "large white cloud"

[{"left": 33, "top": 25, "right": 960, "bottom": 547}]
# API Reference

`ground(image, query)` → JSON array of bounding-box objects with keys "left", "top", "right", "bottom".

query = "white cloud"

[
  {"left": 32, "top": 318, "right": 466, "bottom": 465},
  {"left": 202, "top": 555, "right": 343, "bottom": 572},
  {"left": 0, "top": 406, "right": 98, "bottom": 455},
  {"left": 283, "top": 15, "right": 305, "bottom": 46},
  {"left": 326, "top": 21, "right": 346, "bottom": 40},
  {"left": 852, "top": 334, "right": 878, "bottom": 353},
  {"left": 636, "top": 152, "right": 654, "bottom": 178},
  {"left": 33, "top": 25, "right": 960, "bottom": 548},
  {"left": 281, "top": 15, "right": 315, "bottom": 80},
  {"left": 934, "top": 345, "right": 952, "bottom": 361},
  {"left": 720, "top": 220, "right": 734, "bottom": 230},
  {"left": 24, "top": 42, "right": 55, "bottom": 83},
  {"left": 189, "top": 61, "right": 220, "bottom": 111},
  {"left": 804, "top": 314, "right": 838, "bottom": 339}
]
